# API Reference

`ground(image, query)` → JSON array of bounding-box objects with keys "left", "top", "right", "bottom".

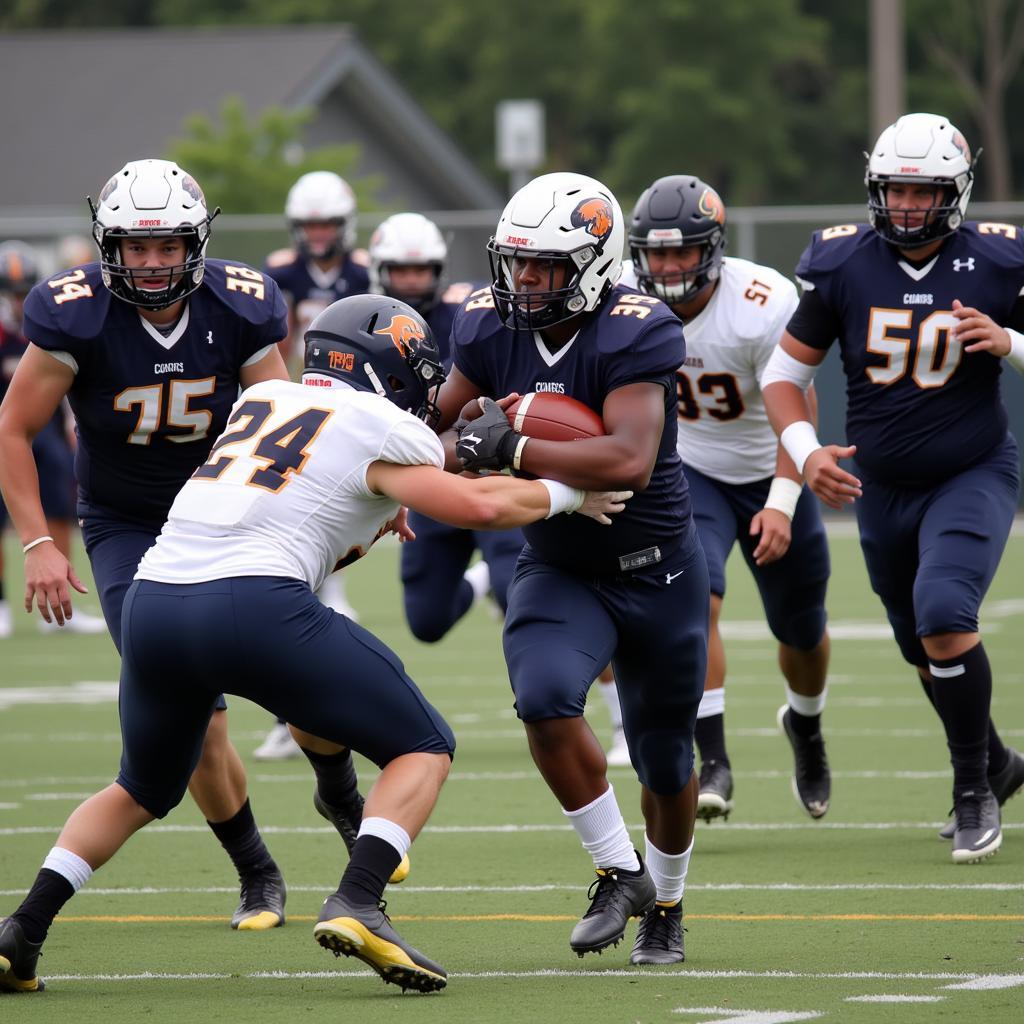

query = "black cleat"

[
  {"left": 630, "top": 901, "right": 685, "bottom": 965},
  {"left": 314, "top": 790, "right": 410, "bottom": 883},
  {"left": 777, "top": 705, "right": 830, "bottom": 819},
  {"left": 231, "top": 865, "right": 286, "bottom": 930},
  {"left": 0, "top": 917, "right": 44, "bottom": 993},
  {"left": 314, "top": 893, "right": 446, "bottom": 992},
  {"left": 696, "top": 760, "right": 734, "bottom": 822},
  {"left": 951, "top": 789, "right": 1001, "bottom": 864},
  {"left": 939, "top": 746, "right": 1024, "bottom": 839},
  {"left": 569, "top": 856, "right": 656, "bottom": 957}
]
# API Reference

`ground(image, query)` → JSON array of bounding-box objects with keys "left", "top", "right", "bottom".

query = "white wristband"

[
  {"left": 780, "top": 421, "right": 822, "bottom": 475},
  {"left": 538, "top": 479, "right": 585, "bottom": 518},
  {"left": 764, "top": 477, "right": 803, "bottom": 520},
  {"left": 22, "top": 535, "right": 54, "bottom": 554},
  {"left": 512, "top": 435, "right": 530, "bottom": 471},
  {"left": 1005, "top": 328, "right": 1024, "bottom": 374}
]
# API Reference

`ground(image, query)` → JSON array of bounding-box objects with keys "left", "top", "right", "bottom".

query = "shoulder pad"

[
  {"left": 203, "top": 259, "right": 283, "bottom": 326},
  {"left": 961, "top": 222, "right": 1024, "bottom": 268},
  {"left": 264, "top": 247, "right": 298, "bottom": 269},
  {"left": 349, "top": 248, "right": 370, "bottom": 268},
  {"left": 795, "top": 223, "right": 873, "bottom": 282},
  {"left": 720, "top": 258, "right": 798, "bottom": 335},
  {"left": 452, "top": 288, "right": 504, "bottom": 345},
  {"left": 24, "top": 263, "right": 110, "bottom": 342}
]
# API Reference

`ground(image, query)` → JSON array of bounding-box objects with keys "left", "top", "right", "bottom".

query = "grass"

[{"left": 1, "top": 524, "right": 1022, "bottom": 1023}]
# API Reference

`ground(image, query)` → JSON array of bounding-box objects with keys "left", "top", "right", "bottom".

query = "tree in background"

[{"left": 165, "top": 96, "right": 381, "bottom": 214}]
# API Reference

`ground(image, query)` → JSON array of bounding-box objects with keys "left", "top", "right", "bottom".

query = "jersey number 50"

[{"left": 866, "top": 308, "right": 960, "bottom": 389}]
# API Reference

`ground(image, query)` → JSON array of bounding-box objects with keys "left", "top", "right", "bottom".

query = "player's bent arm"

[
  {"left": 0, "top": 344, "right": 75, "bottom": 544},
  {"left": 366, "top": 462, "right": 628, "bottom": 530},
  {"left": 516, "top": 382, "right": 665, "bottom": 492},
  {"left": 239, "top": 344, "right": 290, "bottom": 388}
]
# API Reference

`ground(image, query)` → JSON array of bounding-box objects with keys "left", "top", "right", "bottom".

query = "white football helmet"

[
  {"left": 488, "top": 172, "right": 624, "bottom": 330},
  {"left": 866, "top": 112, "right": 975, "bottom": 247},
  {"left": 368, "top": 213, "right": 447, "bottom": 312},
  {"left": 89, "top": 159, "right": 215, "bottom": 310},
  {"left": 285, "top": 171, "right": 357, "bottom": 259}
]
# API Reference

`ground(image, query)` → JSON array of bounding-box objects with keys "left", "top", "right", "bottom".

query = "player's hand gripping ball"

[{"left": 504, "top": 392, "right": 605, "bottom": 441}]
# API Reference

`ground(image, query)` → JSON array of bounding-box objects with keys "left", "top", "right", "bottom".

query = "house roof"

[{"left": 0, "top": 25, "right": 502, "bottom": 214}]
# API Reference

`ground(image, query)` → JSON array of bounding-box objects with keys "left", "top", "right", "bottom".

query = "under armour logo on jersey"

[
  {"left": 460, "top": 432, "right": 482, "bottom": 455},
  {"left": 206, "top": 330, "right": 214, "bottom": 343},
  {"left": 953, "top": 257, "right": 976, "bottom": 272}
]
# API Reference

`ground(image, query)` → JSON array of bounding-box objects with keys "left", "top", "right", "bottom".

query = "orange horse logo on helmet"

[
  {"left": 571, "top": 197, "right": 614, "bottom": 241},
  {"left": 374, "top": 313, "right": 425, "bottom": 356},
  {"left": 697, "top": 188, "right": 726, "bottom": 225}
]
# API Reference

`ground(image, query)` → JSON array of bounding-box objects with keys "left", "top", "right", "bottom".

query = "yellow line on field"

[{"left": 56, "top": 913, "right": 1024, "bottom": 924}]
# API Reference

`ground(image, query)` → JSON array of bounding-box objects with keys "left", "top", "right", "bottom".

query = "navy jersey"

[
  {"left": 793, "top": 222, "right": 1024, "bottom": 485},
  {"left": 23, "top": 260, "right": 287, "bottom": 526},
  {"left": 263, "top": 248, "right": 369, "bottom": 336},
  {"left": 0, "top": 323, "right": 66, "bottom": 442},
  {"left": 452, "top": 285, "right": 690, "bottom": 573}
]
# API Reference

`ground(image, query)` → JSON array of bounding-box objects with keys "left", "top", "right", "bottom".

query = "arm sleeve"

[{"left": 784, "top": 287, "right": 840, "bottom": 351}]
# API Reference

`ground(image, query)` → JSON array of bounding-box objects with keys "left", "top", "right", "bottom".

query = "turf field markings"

[
  {"left": 0, "top": 682, "right": 118, "bottom": 707},
  {"left": 5, "top": 881, "right": 1022, "bottom": 897},
  {"left": 4, "top": 821, "right": 1024, "bottom": 836},
  {"left": 50, "top": 912, "right": 1024, "bottom": 923},
  {"left": 672, "top": 1008, "right": 823, "bottom": 1023},
  {"left": 943, "top": 974, "right": 1024, "bottom": 990},
  {"left": 845, "top": 995, "right": 944, "bottom": 1003}
]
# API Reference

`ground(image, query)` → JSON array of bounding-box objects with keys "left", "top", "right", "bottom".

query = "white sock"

[
  {"left": 697, "top": 686, "right": 725, "bottom": 718},
  {"left": 563, "top": 786, "right": 639, "bottom": 871},
  {"left": 598, "top": 676, "right": 623, "bottom": 731},
  {"left": 644, "top": 836, "right": 693, "bottom": 905},
  {"left": 43, "top": 846, "right": 93, "bottom": 891},
  {"left": 463, "top": 560, "right": 491, "bottom": 600},
  {"left": 357, "top": 816, "right": 411, "bottom": 860},
  {"left": 786, "top": 684, "right": 827, "bottom": 718}
]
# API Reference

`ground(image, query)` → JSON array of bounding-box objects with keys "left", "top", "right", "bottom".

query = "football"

[{"left": 505, "top": 392, "right": 605, "bottom": 441}]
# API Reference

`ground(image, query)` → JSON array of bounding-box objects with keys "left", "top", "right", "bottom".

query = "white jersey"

[
  {"left": 137, "top": 379, "right": 444, "bottom": 591},
  {"left": 621, "top": 257, "right": 798, "bottom": 485}
]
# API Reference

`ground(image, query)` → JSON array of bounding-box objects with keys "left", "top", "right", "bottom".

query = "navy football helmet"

[
  {"left": 303, "top": 294, "right": 446, "bottom": 425},
  {"left": 0, "top": 241, "right": 41, "bottom": 296},
  {"left": 628, "top": 175, "right": 726, "bottom": 304}
]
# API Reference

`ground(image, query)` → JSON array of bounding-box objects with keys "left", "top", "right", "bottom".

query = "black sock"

[
  {"left": 923, "top": 666, "right": 1007, "bottom": 778},
  {"left": 302, "top": 747, "right": 361, "bottom": 813},
  {"left": 12, "top": 868, "right": 75, "bottom": 944},
  {"left": 207, "top": 798, "right": 276, "bottom": 878},
  {"left": 694, "top": 713, "right": 729, "bottom": 767},
  {"left": 0, "top": 580, "right": 6, "bottom": 601},
  {"left": 787, "top": 706, "right": 822, "bottom": 739},
  {"left": 929, "top": 644, "right": 991, "bottom": 796},
  {"left": 337, "top": 835, "right": 402, "bottom": 907}
]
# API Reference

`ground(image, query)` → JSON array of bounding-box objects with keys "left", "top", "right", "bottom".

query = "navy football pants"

[
  {"left": 118, "top": 576, "right": 456, "bottom": 818},
  {"left": 400, "top": 511, "right": 524, "bottom": 641},
  {"left": 503, "top": 527, "right": 709, "bottom": 795},
  {"left": 855, "top": 434, "right": 1019, "bottom": 666},
  {"left": 684, "top": 463, "right": 830, "bottom": 650}
]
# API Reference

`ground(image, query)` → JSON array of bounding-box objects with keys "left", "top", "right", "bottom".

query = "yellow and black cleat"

[{"left": 0, "top": 918, "right": 45, "bottom": 993}]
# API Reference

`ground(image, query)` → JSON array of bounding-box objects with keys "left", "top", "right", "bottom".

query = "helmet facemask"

[
  {"left": 866, "top": 175, "right": 970, "bottom": 249},
  {"left": 632, "top": 232, "right": 724, "bottom": 305},
  {"left": 290, "top": 219, "right": 348, "bottom": 262},
  {"left": 92, "top": 221, "right": 213, "bottom": 311},
  {"left": 487, "top": 241, "right": 610, "bottom": 331}
]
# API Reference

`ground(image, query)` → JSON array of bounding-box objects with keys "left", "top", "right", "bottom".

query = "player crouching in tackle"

[{"left": 0, "top": 294, "right": 629, "bottom": 995}]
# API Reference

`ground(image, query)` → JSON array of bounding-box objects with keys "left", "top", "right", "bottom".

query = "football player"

[
  {"left": 0, "top": 293, "right": 628, "bottom": 994},
  {"left": 0, "top": 160, "right": 294, "bottom": 930},
  {"left": 438, "top": 172, "right": 709, "bottom": 966},
  {"left": 624, "top": 175, "right": 832, "bottom": 822},
  {"left": 0, "top": 241, "right": 104, "bottom": 637},
  {"left": 762, "top": 113, "right": 1024, "bottom": 864},
  {"left": 369, "top": 212, "right": 526, "bottom": 641}
]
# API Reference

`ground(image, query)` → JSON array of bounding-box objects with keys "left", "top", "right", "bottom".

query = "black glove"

[{"left": 456, "top": 398, "right": 523, "bottom": 471}]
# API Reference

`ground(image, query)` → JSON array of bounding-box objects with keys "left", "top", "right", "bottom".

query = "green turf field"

[{"left": 1, "top": 525, "right": 1022, "bottom": 1022}]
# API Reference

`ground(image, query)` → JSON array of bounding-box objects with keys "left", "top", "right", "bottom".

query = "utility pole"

[{"left": 870, "top": 0, "right": 905, "bottom": 138}]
